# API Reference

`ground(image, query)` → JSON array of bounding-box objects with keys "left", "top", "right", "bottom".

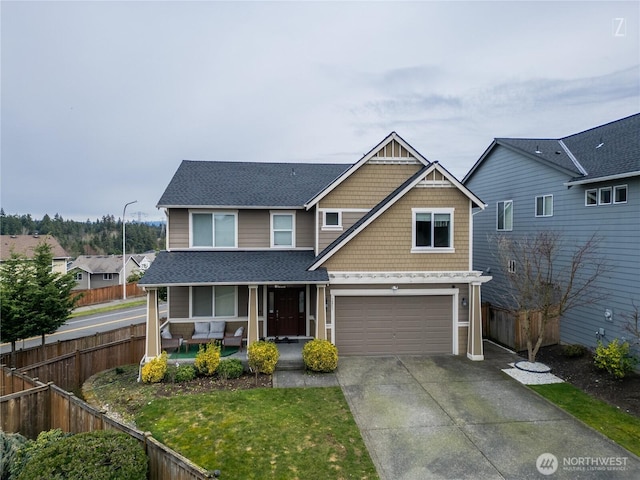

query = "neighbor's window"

[
  {"left": 497, "top": 200, "right": 513, "bottom": 231},
  {"left": 412, "top": 208, "right": 454, "bottom": 251},
  {"left": 323, "top": 211, "right": 341, "bottom": 228},
  {"left": 535, "top": 195, "right": 553, "bottom": 217},
  {"left": 507, "top": 260, "right": 516, "bottom": 274},
  {"left": 192, "top": 286, "right": 237, "bottom": 317},
  {"left": 103, "top": 273, "right": 113, "bottom": 281},
  {"left": 599, "top": 187, "right": 612, "bottom": 205},
  {"left": 614, "top": 185, "right": 627, "bottom": 204},
  {"left": 271, "top": 212, "right": 295, "bottom": 248},
  {"left": 192, "top": 212, "right": 237, "bottom": 247},
  {"left": 585, "top": 189, "right": 597, "bottom": 206},
  {"left": 74, "top": 272, "right": 83, "bottom": 281}
]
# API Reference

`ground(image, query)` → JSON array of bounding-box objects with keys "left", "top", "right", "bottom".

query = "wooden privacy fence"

[
  {"left": 74, "top": 283, "right": 145, "bottom": 307},
  {"left": 0, "top": 324, "right": 146, "bottom": 369},
  {"left": 0, "top": 367, "right": 214, "bottom": 479},
  {"left": 482, "top": 302, "right": 559, "bottom": 351}
]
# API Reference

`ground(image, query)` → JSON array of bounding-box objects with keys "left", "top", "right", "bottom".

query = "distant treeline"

[{"left": 0, "top": 209, "right": 165, "bottom": 258}]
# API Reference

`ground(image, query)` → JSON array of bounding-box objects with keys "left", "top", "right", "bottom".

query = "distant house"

[
  {"left": 139, "top": 132, "right": 491, "bottom": 363},
  {"left": 462, "top": 113, "right": 639, "bottom": 350},
  {"left": 0, "top": 234, "right": 70, "bottom": 274},
  {"left": 69, "top": 254, "right": 146, "bottom": 290}
]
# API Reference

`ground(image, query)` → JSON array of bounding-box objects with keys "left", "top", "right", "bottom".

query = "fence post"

[{"left": 75, "top": 350, "right": 81, "bottom": 388}]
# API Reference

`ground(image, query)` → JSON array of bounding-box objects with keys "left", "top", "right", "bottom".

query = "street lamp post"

[{"left": 122, "top": 200, "right": 138, "bottom": 300}]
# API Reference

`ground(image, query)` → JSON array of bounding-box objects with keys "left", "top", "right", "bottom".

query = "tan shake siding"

[
  {"left": 318, "top": 211, "right": 367, "bottom": 251},
  {"left": 238, "top": 210, "right": 270, "bottom": 248},
  {"left": 320, "top": 163, "right": 421, "bottom": 209},
  {"left": 169, "top": 286, "right": 189, "bottom": 318},
  {"left": 321, "top": 187, "right": 470, "bottom": 271},
  {"left": 296, "top": 209, "right": 314, "bottom": 248},
  {"left": 168, "top": 209, "right": 189, "bottom": 248}
]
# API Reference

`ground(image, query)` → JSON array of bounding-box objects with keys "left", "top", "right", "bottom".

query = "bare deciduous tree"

[{"left": 495, "top": 231, "right": 607, "bottom": 363}]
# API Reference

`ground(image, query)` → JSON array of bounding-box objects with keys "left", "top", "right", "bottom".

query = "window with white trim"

[
  {"left": 322, "top": 211, "right": 342, "bottom": 229},
  {"left": 271, "top": 212, "right": 295, "bottom": 248},
  {"left": 74, "top": 272, "right": 83, "bottom": 281},
  {"left": 497, "top": 200, "right": 513, "bottom": 231},
  {"left": 192, "top": 286, "right": 237, "bottom": 317},
  {"left": 535, "top": 195, "right": 553, "bottom": 217},
  {"left": 412, "top": 208, "right": 454, "bottom": 252},
  {"left": 191, "top": 212, "right": 237, "bottom": 247},
  {"left": 103, "top": 273, "right": 113, "bottom": 280},
  {"left": 614, "top": 185, "right": 627, "bottom": 204},
  {"left": 507, "top": 260, "right": 516, "bottom": 274},
  {"left": 599, "top": 187, "right": 612, "bottom": 205},
  {"left": 585, "top": 189, "right": 597, "bottom": 206}
]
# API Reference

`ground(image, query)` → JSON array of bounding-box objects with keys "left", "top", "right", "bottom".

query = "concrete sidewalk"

[{"left": 274, "top": 342, "right": 639, "bottom": 479}]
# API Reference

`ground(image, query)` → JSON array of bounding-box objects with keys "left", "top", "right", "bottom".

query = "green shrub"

[
  {"left": 194, "top": 342, "right": 221, "bottom": 376},
  {"left": 302, "top": 339, "right": 339, "bottom": 372},
  {"left": 0, "top": 430, "right": 26, "bottom": 480},
  {"left": 248, "top": 341, "right": 279, "bottom": 375},
  {"left": 9, "top": 429, "right": 71, "bottom": 479},
  {"left": 594, "top": 339, "right": 638, "bottom": 379},
  {"left": 17, "top": 430, "right": 147, "bottom": 480},
  {"left": 175, "top": 364, "right": 196, "bottom": 382},
  {"left": 562, "top": 344, "right": 587, "bottom": 358},
  {"left": 217, "top": 358, "right": 244, "bottom": 380},
  {"left": 141, "top": 351, "right": 168, "bottom": 383}
]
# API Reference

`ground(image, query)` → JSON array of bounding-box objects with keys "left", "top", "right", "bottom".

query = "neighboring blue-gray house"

[{"left": 462, "top": 113, "right": 639, "bottom": 351}]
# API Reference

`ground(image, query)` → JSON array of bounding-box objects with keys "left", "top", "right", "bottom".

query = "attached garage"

[{"left": 334, "top": 293, "right": 454, "bottom": 355}]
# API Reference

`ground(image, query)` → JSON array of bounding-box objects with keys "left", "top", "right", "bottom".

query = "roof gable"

[
  {"left": 0, "top": 234, "right": 69, "bottom": 261},
  {"left": 463, "top": 113, "right": 640, "bottom": 184},
  {"left": 157, "top": 161, "right": 348, "bottom": 208},
  {"left": 309, "top": 162, "right": 484, "bottom": 270},
  {"left": 305, "top": 132, "right": 430, "bottom": 209},
  {"left": 69, "top": 255, "right": 139, "bottom": 274}
]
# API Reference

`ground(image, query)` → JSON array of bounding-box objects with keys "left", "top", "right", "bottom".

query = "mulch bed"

[
  {"left": 155, "top": 373, "right": 272, "bottom": 397},
  {"left": 526, "top": 345, "right": 640, "bottom": 418}
]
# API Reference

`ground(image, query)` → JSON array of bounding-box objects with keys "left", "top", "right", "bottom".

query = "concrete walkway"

[{"left": 275, "top": 342, "right": 640, "bottom": 479}]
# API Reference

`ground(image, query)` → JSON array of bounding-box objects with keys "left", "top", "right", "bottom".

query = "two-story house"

[
  {"left": 0, "top": 234, "right": 70, "bottom": 274},
  {"left": 463, "top": 113, "right": 639, "bottom": 351},
  {"left": 139, "top": 133, "right": 491, "bottom": 363}
]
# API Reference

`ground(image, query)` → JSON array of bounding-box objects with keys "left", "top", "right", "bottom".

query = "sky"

[{"left": 1, "top": 1, "right": 638, "bottom": 222}]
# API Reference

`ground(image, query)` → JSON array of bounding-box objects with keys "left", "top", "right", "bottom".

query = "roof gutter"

[{"left": 564, "top": 171, "right": 640, "bottom": 187}]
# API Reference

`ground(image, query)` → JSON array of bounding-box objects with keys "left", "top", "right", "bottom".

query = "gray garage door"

[{"left": 335, "top": 295, "right": 452, "bottom": 355}]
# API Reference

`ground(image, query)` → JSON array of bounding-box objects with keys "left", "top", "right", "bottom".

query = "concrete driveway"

[{"left": 335, "top": 342, "right": 640, "bottom": 480}]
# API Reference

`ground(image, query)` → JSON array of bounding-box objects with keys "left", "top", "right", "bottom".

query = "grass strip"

[
  {"left": 530, "top": 383, "right": 640, "bottom": 457},
  {"left": 136, "top": 387, "right": 378, "bottom": 479},
  {"left": 69, "top": 300, "right": 146, "bottom": 318}
]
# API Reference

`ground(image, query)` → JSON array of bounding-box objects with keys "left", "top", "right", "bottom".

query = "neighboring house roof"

[
  {"left": 309, "top": 162, "right": 486, "bottom": 270},
  {"left": 305, "top": 131, "right": 430, "bottom": 209},
  {"left": 156, "top": 161, "right": 349, "bottom": 208},
  {"left": 463, "top": 113, "right": 640, "bottom": 185},
  {"left": 69, "top": 255, "right": 140, "bottom": 274},
  {"left": 138, "top": 250, "right": 329, "bottom": 286},
  {"left": 0, "top": 234, "right": 69, "bottom": 261}
]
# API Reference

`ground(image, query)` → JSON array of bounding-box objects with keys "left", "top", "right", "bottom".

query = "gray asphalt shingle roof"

[
  {"left": 157, "top": 161, "right": 349, "bottom": 208},
  {"left": 495, "top": 113, "right": 640, "bottom": 182},
  {"left": 138, "top": 250, "right": 329, "bottom": 286}
]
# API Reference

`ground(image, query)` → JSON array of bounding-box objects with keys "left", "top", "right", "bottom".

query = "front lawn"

[
  {"left": 135, "top": 387, "right": 378, "bottom": 479},
  {"left": 530, "top": 383, "right": 640, "bottom": 456}
]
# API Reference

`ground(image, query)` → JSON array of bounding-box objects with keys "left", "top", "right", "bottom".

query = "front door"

[{"left": 267, "top": 287, "right": 305, "bottom": 337}]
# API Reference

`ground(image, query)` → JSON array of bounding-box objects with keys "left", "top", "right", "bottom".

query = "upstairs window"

[
  {"left": 412, "top": 208, "right": 454, "bottom": 252},
  {"left": 497, "top": 200, "right": 513, "bottom": 231},
  {"left": 191, "top": 212, "right": 237, "bottom": 247},
  {"left": 323, "top": 211, "right": 342, "bottom": 229},
  {"left": 271, "top": 212, "right": 295, "bottom": 248},
  {"left": 535, "top": 195, "right": 553, "bottom": 217},
  {"left": 599, "top": 187, "right": 612, "bottom": 205},
  {"left": 585, "top": 189, "right": 597, "bottom": 206},
  {"left": 614, "top": 185, "right": 627, "bottom": 204}
]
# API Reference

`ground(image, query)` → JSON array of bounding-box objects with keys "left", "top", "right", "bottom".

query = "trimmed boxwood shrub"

[
  {"left": 217, "top": 358, "right": 244, "bottom": 380},
  {"left": 302, "top": 339, "right": 339, "bottom": 372},
  {"left": 9, "top": 428, "right": 71, "bottom": 479},
  {"left": 17, "top": 430, "right": 147, "bottom": 480},
  {"left": 248, "top": 341, "right": 279, "bottom": 375},
  {"left": 194, "top": 342, "right": 221, "bottom": 376}
]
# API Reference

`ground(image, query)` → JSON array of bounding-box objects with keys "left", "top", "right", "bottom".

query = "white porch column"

[
  {"left": 467, "top": 282, "right": 484, "bottom": 361},
  {"left": 247, "top": 285, "right": 259, "bottom": 346},
  {"left": 315, "top": 285, "right": 327, "bottom": 340},
  {"left": 145, "top": 288, "right": 161, "bottom": 360}
]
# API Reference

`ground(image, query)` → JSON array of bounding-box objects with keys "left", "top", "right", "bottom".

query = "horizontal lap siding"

[{"left": 335, "top": 296, "right": 452, "bottom": 355}]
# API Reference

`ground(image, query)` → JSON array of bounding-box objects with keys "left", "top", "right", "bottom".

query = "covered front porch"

[{"left": 138, "top": 250, "right": 330, "bottom": 362}]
